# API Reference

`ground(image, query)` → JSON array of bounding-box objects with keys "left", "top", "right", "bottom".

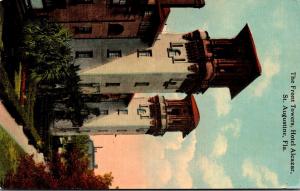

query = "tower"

[
  {"left": 77, "top": 24, "right": 261, "bottom": 99},
  {"left": 179, "top": 24, "right": 261, "bottom": 98},
  {"left": 51, "top": 95, "right": 200, "bottom": 138}
]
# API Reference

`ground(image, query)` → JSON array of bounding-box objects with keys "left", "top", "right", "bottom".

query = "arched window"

[{"left": 108, "top": 24, "right": 124, "bottom": 36}]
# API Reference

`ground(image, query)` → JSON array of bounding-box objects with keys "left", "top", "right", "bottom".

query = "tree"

[
  {"left": 20, "top": 20, "right": 85, "bottom": 125},
  {"left": 21, "top": 20, "right": 73, "bottom": 83},
  {"left": 68, "top": 135, "right": 90, "bottom": 158},
  {"left": 3, "top": 151, "right": 113, "bottom": 189}
]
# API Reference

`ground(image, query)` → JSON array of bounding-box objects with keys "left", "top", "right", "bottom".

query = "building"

[
  {"left": 28, "top": 1, "right": 261, "bottom": 138},
  {"left": 76, "top": 24, "right": 261, "bottom": 99},
  {"left": 50, "top": 24, "right": 261, "bottom": 137},
  {"left": 29, "top": 0, "right": 205, "bottom": 45},
  {"left": 51, "top": 95, "right": 200, "bottom": 138}
]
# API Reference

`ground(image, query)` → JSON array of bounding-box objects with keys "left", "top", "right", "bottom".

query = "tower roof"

[
  {"left": 183, "top": 95, "right": 200, "bottom": 138},
  {"left": 229, "top": 24, "right": 262, "bottom": 99},
  {"left": 190, "top": 95, "right": 200, "bottom": 127}
]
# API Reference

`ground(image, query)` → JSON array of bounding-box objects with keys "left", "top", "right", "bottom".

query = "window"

[
  {"left": 135, "top": 82, "right": 149, "bottom": 87},
  {"left": 118, "top": 109, "right": 128, "bottom": 115},
  {"left": 168, "top": 43, "right": 186, "bottom": 63},
  {"left": 137, "top": 49, "right": 152, "bottom": 57},
  {"left": 79, "top": 83, "right": 99, "bottom": 87},
  {"left": 137, "top": 108, "right": 146, "bottom": 115},
  {"left": 90, "top": 108, "right": 100, "bottom": 116},
  {"left": 173, "top": 58, "right": 186, "bottom": 62},
  {"left": 136, "top": 128, "right": 148, "bottom": 132},
  {"left": 168, "top": 48, "right": 181, "bottom": 57},
  {"left": 112, "top": 0, "right": 126, "bottom": 5},
  {"left": 164, "top": 79, "right": 182, "bottom": 89},
  {"left": 72, "top": 0, "right": 93, "bottom": 4},
  {"left": 107, "top": 49, "right": 122, "bottom": 58},
  {"left": 144, "top": 10, "right": 152, "bottom": 16},
  {"left": 97, "top": 130, "right": 108, "bottom": 132},
  {"left": 172, "top": 120, "right": 184, "bottom": 125},
  {"left": 170, "top": 42, "right": 184, "bottom": 47},
  {"left": 164, "top": 81, "right": 177, "bottom": 89},
  {"left": 105, "top": 83, "right": 120, "bottom": 87},
  {"left": 117, "top": 129, "right": 127, "bottom": 132},
  {"left": 99, "top": 110, "right": 108, "bottom": 115},
  {"left": 75, "top": 51, "right": 93, "bottom": 58},
  {"left": 75, "top": 26, "right": 92, "bottom": 34},
  {"left": 167, "top": 108, "right": 181, "bottom": 115},
  {"left": 108, "top": 24, "right": 124, "bottom": 36}
]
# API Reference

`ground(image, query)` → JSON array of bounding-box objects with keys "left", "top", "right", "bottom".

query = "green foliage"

[
  {"left": 21, "top": 20, "right": 85, "bottom": 126},
  {"left": 21, "top": 20, "right": 73, "bottom": 83},
  {"left": 0, "top": 65, "right": 42, "bottom": 148},
  {"left": 0, "top": 125, "right": 24, "bottom": 184},
  {"left": 70, "top": 135, "right": 90, "bottom": 154}
]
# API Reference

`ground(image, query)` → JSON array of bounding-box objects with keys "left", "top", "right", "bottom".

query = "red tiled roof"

[
  {"left": 190, "top": 95, "right": 200, "bottom": 128},
  {"left": 182, "top": 95, "right": 200, "bottom": 138}
]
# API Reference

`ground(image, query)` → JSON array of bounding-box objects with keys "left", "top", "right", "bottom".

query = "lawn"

[{"left": 0, "top": 125, "right": 24, "bottom": 185}]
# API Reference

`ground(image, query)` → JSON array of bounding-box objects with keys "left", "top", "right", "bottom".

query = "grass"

[{"left": 0, "top": 125, "right": 24, "bottom": 184}]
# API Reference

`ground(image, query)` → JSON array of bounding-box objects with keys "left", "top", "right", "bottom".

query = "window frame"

[
  {"left": 170, "top": 42, "right": 184, "bottom": 48},
  {"left": 134, "top": 82, "right": 150, "bottom": 87},
  {"left": 111, "top": 0, "right": 126, "bottom": 5},
  {"left": 137, "top": 49, "right": 152, "bottom": 57},
  {"left": 75, "top": 51, "right": 93, "bottom": 58},
  {"left": 105, "top": 83, "right": 121, "bottom": 87},
  {"left": 74, "top": 26, "right": 92, "bottom": 34},
  {"left": 107, "top": 49, "right": 122, "bottom": 58},
  {"left": 167, "top": 48, "right": 181, "bottom": 57}
]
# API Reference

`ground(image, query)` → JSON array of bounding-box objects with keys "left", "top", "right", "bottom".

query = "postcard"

[{"left": 0, "top": 0, "right": 299, "bottom": 189}]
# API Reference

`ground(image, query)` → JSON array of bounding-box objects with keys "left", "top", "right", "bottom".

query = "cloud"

[
  {"left": 211, "top": 88, "right": 231, "bottom": 116},
  {"left": 171, "top": 132, "right": 197, "bottom": 188},
  {"left": 143, "top": 132, "right": 197, "bottom": 188},
  {"left": 242, "top": 160, "right": 285, "bottom": 188},
  {"left": 272, "top": 5, "right": 287, "bottom": 30},
  {"left": 253, "top": 48, "right": 280, "bottom": 97},
  {"left": 198, "top": 156, "right": 233, "bottom": 188},
  {"left": 198, "top": 119, "right": 242, "bottom": 187},
  {"left": 221, "top": 119, "right": 241, "bottom": 137},
  {"left": 199, "top": 22, "right": 209, "bottom": 31},
  {"left": 212, "top": 134, "right": 228, "bottom": 157}
]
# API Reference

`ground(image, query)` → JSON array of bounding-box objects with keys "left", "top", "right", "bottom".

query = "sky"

[{"left": 91, "top": 0, "right": 300, "bottom": 188}]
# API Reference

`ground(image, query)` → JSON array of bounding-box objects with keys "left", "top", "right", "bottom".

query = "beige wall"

[
  {"left": 71, "top": 34, "right": 197, "bottom": 94},
  {"left": 52, "top": 97, "right": 153, "bottom": 136}
]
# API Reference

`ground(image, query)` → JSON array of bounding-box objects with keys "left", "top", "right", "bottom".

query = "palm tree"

[
  {"left": 21, "top": 20, "right": 73, "bottom": 84},
  {"left": 20, "top": 20, "right": 85, "bottom": 126}
]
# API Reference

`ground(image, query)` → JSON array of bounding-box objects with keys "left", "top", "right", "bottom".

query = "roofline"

[{"left": 239, "top": 24, "right": 262, "bottom": 75}]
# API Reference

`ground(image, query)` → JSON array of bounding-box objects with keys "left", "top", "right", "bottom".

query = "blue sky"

[
  {"left": 163, "top": 0, "right": 300, "bottom": 188},
  {"left": 93, "top": 0, "right": 300, "bottom": 188}
]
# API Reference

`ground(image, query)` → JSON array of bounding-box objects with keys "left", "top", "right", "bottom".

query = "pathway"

[{"left": 0, "top": 100, "right": 44, "bottom": 163}]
